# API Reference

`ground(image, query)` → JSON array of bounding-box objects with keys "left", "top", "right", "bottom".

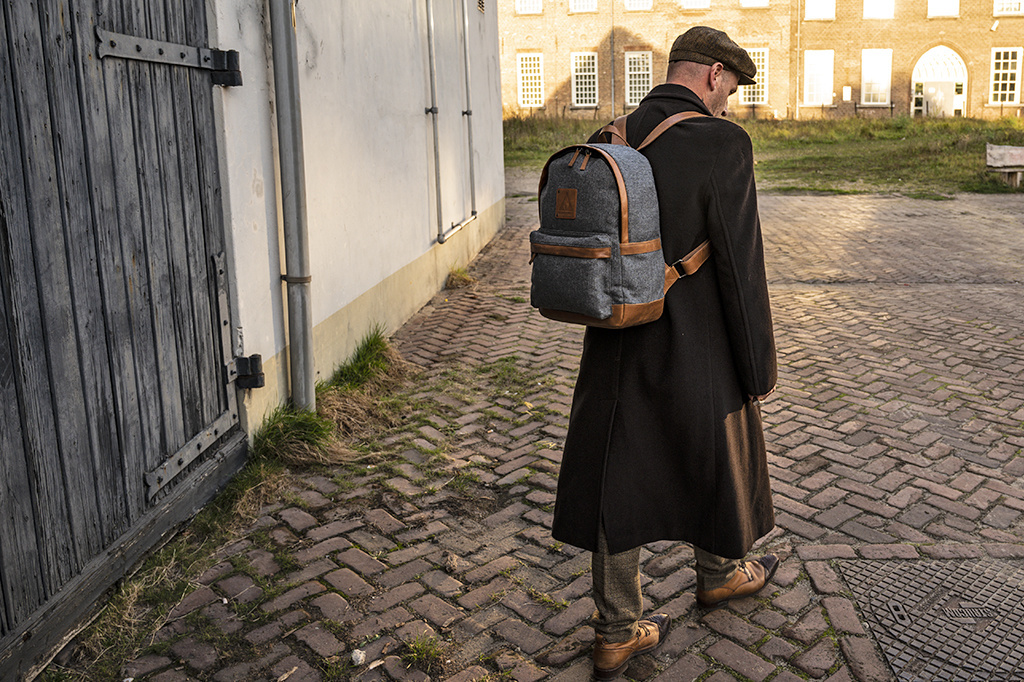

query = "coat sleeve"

[{"left": 706, "top": 127, "right": 778, "bottom": 398}]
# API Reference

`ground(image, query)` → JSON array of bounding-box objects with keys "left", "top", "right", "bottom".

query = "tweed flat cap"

[{"left": 669, "top": 26, "right": 757, "bottom": 86}]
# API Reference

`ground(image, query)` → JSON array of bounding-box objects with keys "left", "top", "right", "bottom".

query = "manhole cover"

[{"left": 840, "top": 559, "right": 1024, "bottom": 682}]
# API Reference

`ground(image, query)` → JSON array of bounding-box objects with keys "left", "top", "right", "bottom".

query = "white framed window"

[
  {"left": 804, "top": 50, "right": 834, "bottom": 104},
  {"left": 990, "top": 48, "right": 1020, "bottom": 103},
  {"left": 624, "top": 0, "right": 653, "bottom": 8},
  {"left": 572, "top": 53, "right": 598, "bottom": 107},
  {"left": 805, "top": 0, "right": 835, "bottom": 19},
  {"left": 928, "top": 0, "right": 959, "bottom": 15},
  {"left": 740, "top": 49, "right": 767, "bottom": 104},
  {"left": 679, "top": 0, "right": 711, "bottom": 9},
  {"left": 994, "top": 0, "right": 1022, "bottom": 14},
  {"left": 569, "top": 0, "right": 597, "bottom": 11},
  {"left": 515, "top": 0, "right": 542, "bottom": 13},
  {"left": 625, "top": 51, "right": 652, "bottom": 106},
  {"left": 861, "top": 49, "right": 892, "bottom": 104},
  {"left": 518, "top": 54, "right": 544, "bottom": 107},
  {"left": 863, "top": 0, "right": 894, "bottom": 17}
]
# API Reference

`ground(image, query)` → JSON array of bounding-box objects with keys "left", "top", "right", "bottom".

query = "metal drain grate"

[{"left": 840, "top": 559, "right": 1024, "bottom": 682}]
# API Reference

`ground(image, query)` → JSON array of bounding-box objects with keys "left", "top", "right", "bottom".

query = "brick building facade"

[{"left": 498, "top": 0, "right": 1023, "bottom": 119}]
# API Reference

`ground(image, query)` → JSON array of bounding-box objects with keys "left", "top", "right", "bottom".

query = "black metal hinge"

[
  {"left": 227, "top": 354, "right": 265, "bottom": 389},
  {"left": 95, "top": 27, "right": 242, "bottom": 86}
]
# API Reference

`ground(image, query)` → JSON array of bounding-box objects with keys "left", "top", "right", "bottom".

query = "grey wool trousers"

[{"left": 591, "top": 527, "right": 740, "bottom": 642}]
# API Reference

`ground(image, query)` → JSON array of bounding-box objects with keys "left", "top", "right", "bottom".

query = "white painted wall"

[{"left": 208, "top": 0, "right": 505, "bottom": 431}]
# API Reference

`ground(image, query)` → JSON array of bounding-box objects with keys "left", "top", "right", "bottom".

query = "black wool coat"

[{"left": 550, "top": 84, "right": 778, "bottom": 558}]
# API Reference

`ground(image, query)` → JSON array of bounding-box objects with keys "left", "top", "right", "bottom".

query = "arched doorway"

[{"left": 912, "top": 46, "right": 968, "bottom": 117}]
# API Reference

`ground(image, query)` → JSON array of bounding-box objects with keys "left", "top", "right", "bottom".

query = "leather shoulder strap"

[
  {"left": 598, "top": 115, "right": 629, "bottom": 145},
  {"left": 636, "top": 111, "right": 706, "bottom": 151}
]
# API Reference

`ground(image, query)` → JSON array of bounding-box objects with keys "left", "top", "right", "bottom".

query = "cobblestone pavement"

[{"left": 119, "top": 176, "right": 1024, "bottom": 682}]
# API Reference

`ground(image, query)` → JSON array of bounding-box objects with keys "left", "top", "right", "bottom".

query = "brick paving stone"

[
  {"left": 858, "top": 543, "right": 919, "bottom": 559},
  {"left": 823, "top": 596, "right": 865, "bottom": 635},
  {"left": 349, "top": 606, "right": 414, "bottom": 641},
  {"left": 261, "top": 582, "right": 325, "bottom": 613},
  {"left": 796, "top": 545, "right": 858, "bottom": 560},
  {"left": 783, "top": 607, "right": 829, "bottom": 645},
  {"left": 294, "top": 536, "right": 352, "bottom": 563},
  {"left": 464, "top": 555, "right": 520, "bottom": 583},
  {"left": 294, "top": 621, "right": 344, "bottom": 657},
  {"left": 840, "top": 636, "right": 893, "bottom": 682},
  {"left": 543, "top": 596, "right": 594, "bottom": 635},
  {"left": 170, "top": 638, "right": 218, "bottom": 670},
  {"left": 752, "top": 609, "right": 788, "bottom": 630},
  {"left": 444, "top": 666, "right": 491, "bottom": 682},
  {"left": 646, "top": 566, "right": 697, "bottom": 601},
  {"left": 244, "top": 548, "right": 280, "bottom": 576},
  {"left": 324, "top": 567, "right": 375, "bottom": 597},
  {"left": 421, "top": 569, "right": 464, "bottom": 597},
  {"left": 311, "top": 591, "right": 356, "bottom": 622},
  {"left": 806, "top": 561, "right": 845, "bottom": 594},
  {"left": 706, "top": 639, "right": 775, "bottom": 682},
  {"left": 123, "top": 655, "right": 172, "bottom": 678},
  {"left": 284, "top": 557, "right": 338, "bottom": 585},
  {"left": 493, "top": 618, "right": 555, "bottom": 654},
  {"left": 270, "top": 655, "right": 322, "bottom": 682},
  {"left": 795, "top": 638, "right": 837, "bottom": 678},
  {"left": 368, "top": 581, "right": 425, "bottom": 612},
  {"left": 411, "top": 593, "right": 464, "bottom": 628},
  {"left": 701, "top": 609, "right": 766, "bottom": 646},
  {"left": 772, "top": 584, "right": 812, "bottom": 614},
  {"left": 279, "top": 507, "right": 318, "bottom": 531},
  {"left": 759, "top": 635, "right": 798, "bottom": 659},
  {"left": 458, "top": 576, "right": 514, "bottom": 610},
  {"left": 166, "top": 586, "right": 219, "bottom": 621},
  {"left": 378, "top": 558, "right": 432, "bottom": 588},
  {"left": 337, "top": 547, "right": 387, "bottom": 575},
  {"left": 216, "top": 574, "right": 262, "bottom": 603},
  {"left": 201, "top": 602, "right": 243, "bottom": 634},
  {"left": 395, "top": 619, "right": 438, "bottom": 643}
]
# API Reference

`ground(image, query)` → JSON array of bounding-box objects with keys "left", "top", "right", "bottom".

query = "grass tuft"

[
  {"left": 402, "top": 634, "right": 449, "bottom": 676},
  {"left": 329, "top": 325, "right": 407, "bottom": 391},
  {"left": 447, "top": 266, "right": 477, "bottom": 289}
]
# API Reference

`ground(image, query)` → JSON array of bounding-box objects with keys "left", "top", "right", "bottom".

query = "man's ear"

[{"left": 707, "top": 62, "right": 725, "bottom": 91}]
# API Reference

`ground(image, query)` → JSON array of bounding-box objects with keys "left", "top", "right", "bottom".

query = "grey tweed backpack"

[{"left": 530, "top": 111, "right": 711, "bottom": 328}]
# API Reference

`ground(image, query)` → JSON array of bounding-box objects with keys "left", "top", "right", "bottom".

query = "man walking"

[{"left": 550, "top": 27, "right": 780, "bottom": 680}]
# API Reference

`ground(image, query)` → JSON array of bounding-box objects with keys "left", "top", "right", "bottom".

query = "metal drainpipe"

[
  {"left": 439, "top": 0, "right": 478, "bottom": 244},
  {"left": 440, "top": 0, "right": 479, "bottom": 241},
  {"left": 269, "top": 0, "right": 315, "bottom": 411},
  {"left": 425, "top": 0, "right": 446, "bottom": 244}
]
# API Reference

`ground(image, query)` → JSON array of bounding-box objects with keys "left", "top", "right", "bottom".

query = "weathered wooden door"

[{"left": 0, "top": 0, "right": 245, "bottom": 676}]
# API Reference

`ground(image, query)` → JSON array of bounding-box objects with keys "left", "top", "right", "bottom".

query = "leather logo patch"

[{"left": 555, "top": 188, "right": 577, "bottom": 219}]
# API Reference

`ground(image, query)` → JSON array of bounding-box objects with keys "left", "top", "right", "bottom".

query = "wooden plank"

[
  {"left": 0, "top": 430, "right": 246, "bottom": 680},
  {"left": 96, "top": 0, "right": 171, "bottom": 484},
  {"left": 72, "top": 0, "right": 148, "bottom": 528},
  {"left": 0, "top": 1, "right": 46, "bottom": 638},
  {"left": 39, "top": 0, "right": 132, "bottom": 555},
  {"left": 3, "top": 0, "right": 84, "bottom": 595},
  {"left": 124, "top": 0, "right": 188, "bottom": 468},
  {"left": 145, "top": 0, "right": 204, "bottom": 442},
  {"left": 165, "top": 0, "right": 222, "bottom": 429},
  {"left": 183, "top": 0, "right": 233, "bottom": 420}
]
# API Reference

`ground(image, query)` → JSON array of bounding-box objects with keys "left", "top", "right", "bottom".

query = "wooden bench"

[{"left": 986, "top": 143, "right": 1024, "bottom": 188}]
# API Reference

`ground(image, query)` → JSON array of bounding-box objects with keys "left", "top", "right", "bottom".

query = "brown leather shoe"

[
  {"left": 696, "top": 554, "right": 780, "bottom": 607},
  {"left": 592, "top": 613, "right": 670, "bottom": 680}
]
